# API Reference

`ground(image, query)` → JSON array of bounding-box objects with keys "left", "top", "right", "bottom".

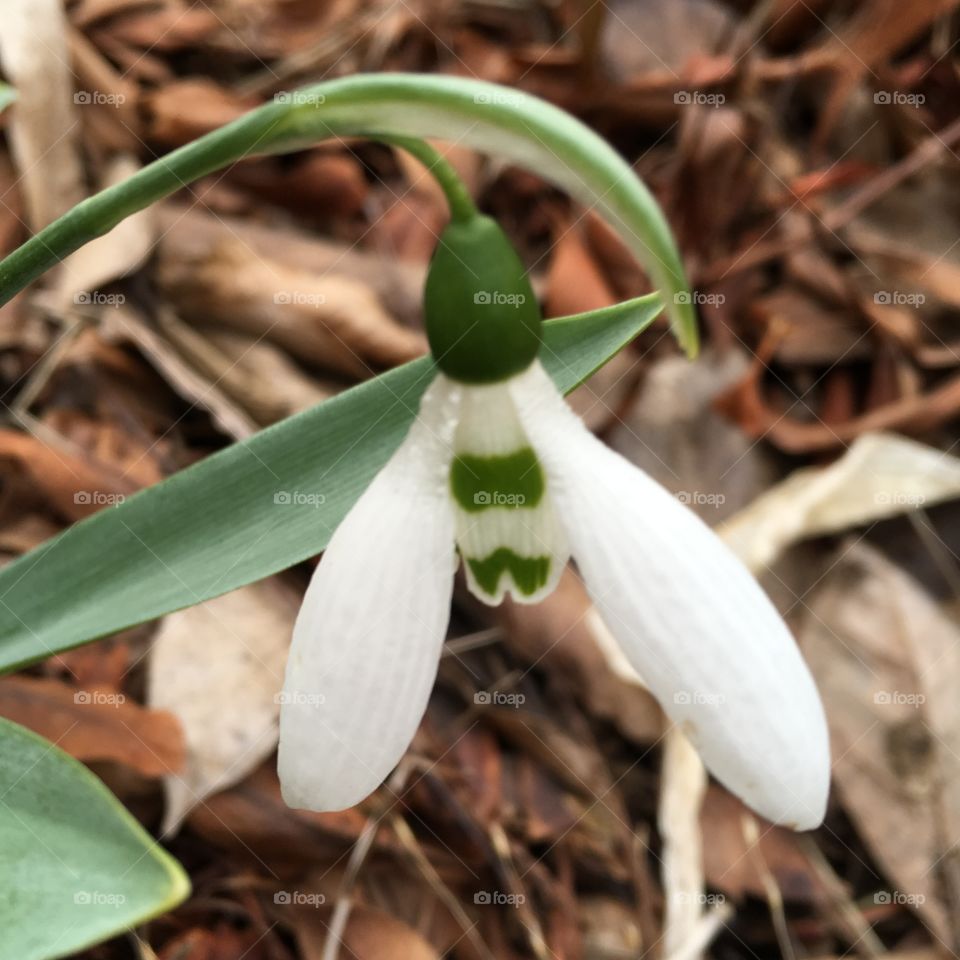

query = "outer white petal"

[
  {"left": 278, "top": 375, "right": 460, "bottom": 812},
  {"left": 510, "top": 362, "right": 830, "bottom": 829}
]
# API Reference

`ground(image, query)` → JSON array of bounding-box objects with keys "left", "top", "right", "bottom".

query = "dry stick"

[
  {"left": 797, "top": 836, "right": 885, "bottom": 958},
  {"left": 7, "top": 315, "right": 86, "bottom": 421},
  {"left": 321, "top": 766, "right": 411, "bottom": 960},
  {"left": 129, "top": 931, "right": 159, "bottom": 960},
  {"left": 488, "top": 822, "right": 549, "bottom": 960},
  {"left": 740, "top": 814, "right": 796, "bottom": 960},
  {"left": 824, "top": 114, "right": 960, "bottom": 232},
  {"left": 321, "top": 812, "right": 380, "bottom": 960},
  {"left": 390, "top": 808, "right": 497, "bottom": 960},
  {"left": 705, "top": 115, "right": 960, "bottom": 286},
  {"left": 442, "top": 627, "right": 504, "bottom": 658}
]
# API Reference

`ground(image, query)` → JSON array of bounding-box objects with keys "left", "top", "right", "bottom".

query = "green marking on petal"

[
  {"left": 450, "top": 447, "right": 545, "bottom": 512},
  {"left": 467, "top": 549, "right": 551, "bottom": 598}
]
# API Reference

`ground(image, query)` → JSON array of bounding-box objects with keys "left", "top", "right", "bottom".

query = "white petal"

[
  {"left": 510, "top": 362, "right": 830, "bottom": 829},
  {"left": 278, "top": 375, "right": 460, "bottom": 811},
  {"left": 456, "top": 504, "right": 567, "bottom": 605},
  {"left": 451, "top": 379, "right": 568, "bottom": 605}
]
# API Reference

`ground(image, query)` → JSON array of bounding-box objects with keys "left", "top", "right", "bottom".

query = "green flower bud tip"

[{"left": 424, "top": 214, "right": 541, "bottom": 384}]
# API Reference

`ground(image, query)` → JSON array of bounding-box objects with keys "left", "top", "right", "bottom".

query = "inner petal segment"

[{"left": 449, "top": 378, "right": 568, "bottom": 605}]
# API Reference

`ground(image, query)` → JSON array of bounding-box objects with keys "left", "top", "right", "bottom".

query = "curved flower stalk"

[
  {"left": 0, "top": 74, "right": 695, "bottom": 355},
  {"left": 279, "top": 211, "right": 831, "bottom": 831}
]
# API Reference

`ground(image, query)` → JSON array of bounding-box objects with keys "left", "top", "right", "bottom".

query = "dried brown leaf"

[
  {"left": 803, "top": 541, "right": 960, "bottom": 944},
  {"left": 0, "top": 675, "right": 184, "bottom": 777},
  {"left": 156, "top": 226, "right": 426, "bottom": 376}
]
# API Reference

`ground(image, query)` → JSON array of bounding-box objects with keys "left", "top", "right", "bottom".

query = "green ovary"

[
  {"left": 467, "top": 549, "right": 551, "bottom": 598},
  {"left": 450, "top": 447, "right": 544, "bottom": 512}
]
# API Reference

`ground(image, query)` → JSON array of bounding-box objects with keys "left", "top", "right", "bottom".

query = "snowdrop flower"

[{"left": 279, "top": 214, "right": 829, "bottom": 830}]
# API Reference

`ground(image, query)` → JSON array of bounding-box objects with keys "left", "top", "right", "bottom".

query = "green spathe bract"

[
  {"left": 0, "top": 717, "right": 190, "bottom": 960},
  {"left": 425, "top": 215, "right": 541, "bottom": 382},
  {"left": 0, "top": 295, "right": 664, "bottom": 673}
]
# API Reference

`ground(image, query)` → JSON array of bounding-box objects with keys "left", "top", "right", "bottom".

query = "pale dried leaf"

[
  {"left": 611, "top": 349, "right": 776, "bottom": 521},
  {"left": 720, "top": 432, "right": 960, "bottom": 573},
  {"left": 0, "top": 0, "right": 85, "bottom": 229},
  {"left": 148, "top": 579, "right": 299, "bottom": 834},
  {"left": 802, "top": 541, "right": 960, "bottom": 942}
]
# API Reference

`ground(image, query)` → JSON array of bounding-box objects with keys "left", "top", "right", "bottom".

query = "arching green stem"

[
  {"left": 384, "top": 135, "right": 478, "bottom": 223},
  {"left": 0, "top": 73, "right": 697, "bottom": 356}
]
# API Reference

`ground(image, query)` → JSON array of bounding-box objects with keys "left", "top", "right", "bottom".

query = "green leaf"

[
  {"left": 0, "top": 73, "right": 695, "bottom": 354},
  {"left": 0, "top": 84, "right": 16, "bottom": 114},
  {"left": 0, "top": 295, "right": 662, "bottom": 672},
  {"left": 0, "top": 717, "right": 189, "bottom": 960}
]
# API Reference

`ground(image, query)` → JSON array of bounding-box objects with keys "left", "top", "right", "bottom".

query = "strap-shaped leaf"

[
  {"left": 0, "top": 717, "right": 189, "bottom": 960},
  {"left": 0, "top": 83, "right": 16, "bottom": 114},
  {"left": 0, "top": 296, "right": 663, "bottom": 672},
  {"left": 0, "top": 74, "right": 695, "bottom": 354}
]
